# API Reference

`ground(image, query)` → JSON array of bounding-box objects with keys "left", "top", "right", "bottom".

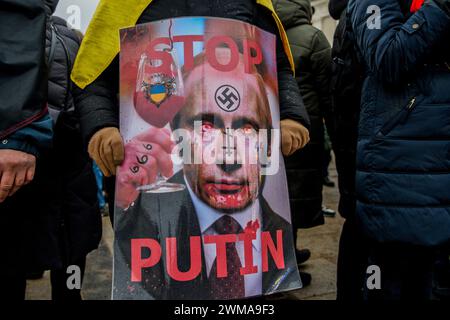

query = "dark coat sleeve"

[
  {"left": 349, "top": 0, "right": 450, "bottom": 85},
  {"left": 255, "top": 7, "right": 310, "bottom": 129},
  {"left": 0, "top": 114, "right": 53, "bottom": 157},
  {"left": 73, "top": 56, "right": 120, "bottom": 144},
  {"left": 0, "top": 0, "right": 47, "bottom": 140},
  {"left": 310, "top": 30, "right": 333, "bottom": 126}
]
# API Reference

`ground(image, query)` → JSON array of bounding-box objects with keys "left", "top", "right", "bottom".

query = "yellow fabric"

[
  {"left": 71, "top": 0, "right": 295, "bottom": 89},
  {"left": 71, "top": 0, "right": 152, "bottom": 89},
  {"left": 256, "top": 0, "right": 295, "bottom": 75}
]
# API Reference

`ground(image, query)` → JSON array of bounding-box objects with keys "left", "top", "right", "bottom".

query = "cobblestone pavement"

[{"left": 26, "top": 163, "right": 343, "bottom": 300}]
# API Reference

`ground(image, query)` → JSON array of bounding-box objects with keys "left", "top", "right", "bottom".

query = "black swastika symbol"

[{"left": 215, "top": 85, "right": 241, "bottom": 112}]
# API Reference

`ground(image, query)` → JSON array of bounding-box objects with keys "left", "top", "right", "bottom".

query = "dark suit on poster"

[{"left": 113, "top": 172, "right": 300, "bottom": 300}]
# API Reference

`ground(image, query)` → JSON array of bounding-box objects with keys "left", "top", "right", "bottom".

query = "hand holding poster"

[{"left": 114, "top": 17, "right": 302, "bottom": 300}]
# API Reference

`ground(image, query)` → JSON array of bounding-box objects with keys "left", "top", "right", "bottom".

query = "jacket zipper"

[{"left": 379, "top": 97, "right": 416, "bottom": 136}]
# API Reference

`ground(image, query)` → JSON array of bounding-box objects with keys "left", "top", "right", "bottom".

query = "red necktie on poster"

[
  {"left": 410, "top": 0, "right": 425, "bottom": 12},
  {"left": 209, "top": 215, "right": 245, "bottom": 299}
]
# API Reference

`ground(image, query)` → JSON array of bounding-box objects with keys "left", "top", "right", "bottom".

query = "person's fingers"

[
  {"left": 0, "top": 151, "right": 35, "bottom": 200},
  {"left": 140, "top": 156, "right": 158, "bottom": 184},
  {"left": 9, "top": 186, "right": 20, "bottom": 197},
  {"left": 88, "top": 127, "right": 122, "bottom": 176},
  {"left": 281, "top": 120, "right": 311, "bottom": 154},
  {"left": 290, "top": 134, "right": 300, "bottom": 156},
  {"left": 97, "top": 149, "right": 113, "bottom": 177},
  {"left": 122, "top": 154, "right": 158, "bottom": 186},
  {"left": 92, "top": 143, "right": 112, "bottom": 176},
  {"left": 99, "top": 161, "right": 112, "bottom": 177},
  {"left": 24, "top": 160, "right": 36, "bottom": 185},
  {"left": 9, "top": 168, "right": 26, "bottom": 197},
  {"left": 299, "top": 128, "right": 310, "bottom": 149},
  {"left": 111, "top": 135, "right": 125, "bottom": 166},
  {"left": 88, "top": 132, "right": 100, "bottom": 161},
  {"left": 281, "top": 142, "right": 290, "bottom": 156},
  {"left": 0, "top": 171, "right": 15, "bottom": 202},
  {"left": 115, "top": 156, "right": 158, "bottom": 209},
  {"left": 104, "top": 131, "right": 125, "bottom": 175},
  {"left": 102, "top": 140, "right": 116, "bottom": 176},
  {"left": 88, "top": 133, "right": 109, "bottom": 176},
  {"left": 281, "top": 132, "right": 292, "bottom": 156},
  {"left": 122, "top": 165, "right": 148, "bottom": 187},
  {"left": 136, "top": 127, "right": 175, "bottom": 154},
  {"left": 304, "top": 131, "right": 311, "bottom": 146},
  {"left": 127, "top": 141, "right": 174, "bottom": 178},
  {"left": 137, "top": 142, "right": 173, "bottom": 178}
]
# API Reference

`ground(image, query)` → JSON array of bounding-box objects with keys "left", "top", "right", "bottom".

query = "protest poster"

[{"left": 113, "top": 17, "right": 302, "bottom": 300}]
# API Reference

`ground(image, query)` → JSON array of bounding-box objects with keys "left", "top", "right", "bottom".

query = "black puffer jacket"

[
  {"left": 73, "top": 0, "right": 310, "bottom": 145},
  {"left": 275, "top": 0, "right": 332, "bottom": 229},
  {"left": 39, "top": 0, "right": 102, "bottom": 264},
  {"left": 46, "top": 15, "right": 78, "bottom": 121},
  {"left": 328, "top": 0, "right": 359, "bottom": 220},
  {"left": 348, "top": 0, "right": 450, "bottom": 246}
]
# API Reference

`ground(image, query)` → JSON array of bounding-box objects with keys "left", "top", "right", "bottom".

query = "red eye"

[
  {"left": 202, "top": 122, "right": 214, "bottom": 132},
  {"left": 242, "top": 124, "right": 255, "bottom": 134}
]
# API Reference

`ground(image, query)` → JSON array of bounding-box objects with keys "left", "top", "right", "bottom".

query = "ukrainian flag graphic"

[{"left": 150, "top": 84, "right": 167, "bottom": 105}]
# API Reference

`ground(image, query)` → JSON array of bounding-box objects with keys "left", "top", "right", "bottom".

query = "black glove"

[{"left": 434, "top": 0, "right": 450, "bottom": 16}]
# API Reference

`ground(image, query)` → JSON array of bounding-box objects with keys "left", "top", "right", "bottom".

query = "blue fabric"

[
  {"left": 0, "top": 113, "right": 53, "bottom": 157},
  {"left": 93, "top": 162, "right": 106, "bottom": 209},
  {"left": 348, "top": 0, "right": 450, "bottom": 246}
]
